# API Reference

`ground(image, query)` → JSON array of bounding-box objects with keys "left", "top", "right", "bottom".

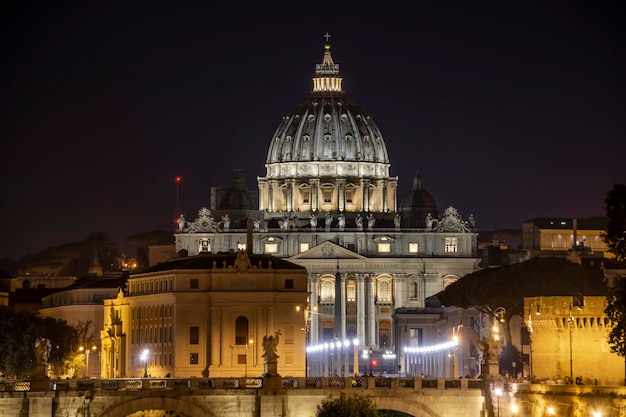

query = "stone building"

[
  {"left": 524, "top": 295, "right": 623, "bottom": 386},
  {"left": 100, "top": 251, "right": 308, "bottom": 378},
  {"left": 173, "top": 39, "right": 481, "bottom": 376}
]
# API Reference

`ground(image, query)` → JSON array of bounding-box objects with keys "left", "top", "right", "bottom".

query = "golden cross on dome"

[{"left": 324, "top": 32, "right": 331, "bottom": 42}]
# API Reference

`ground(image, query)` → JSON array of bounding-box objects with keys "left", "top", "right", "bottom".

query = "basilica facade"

[{"left": 172, "top": 39, "right": 481, "bottom": 376}]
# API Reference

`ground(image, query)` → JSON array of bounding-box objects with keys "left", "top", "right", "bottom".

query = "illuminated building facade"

[
  {"left": 173, "top": 39, "right": 481, "bottom": 376},
  {"left": 100, "top": 251, "right": 308, "bottom": 378}
]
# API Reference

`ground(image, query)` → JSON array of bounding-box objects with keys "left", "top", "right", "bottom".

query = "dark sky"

[{"left": 1, "top": 2, "right": 624, "bottom": 259}]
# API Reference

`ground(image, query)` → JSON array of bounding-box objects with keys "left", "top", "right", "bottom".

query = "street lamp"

[
  {"left": 494, "top": 387, "right": 502, "bottom": 417},
  {"left": 368, "top": 347, "right": 374, "bottom": 376},
  {"left": 245, "top": 338, "right": 253, "bottom": 378},
  {"left": 141, "top": 349, "right": 149, "bottom": 378},
  {"left": 296, "top": 304, "right": 311, "bottom": 376},
  {"left": 511, "top": 404, "right": 519, "bottom": 415},
  {"left": 79, "top": 345, "right": 97, "bottom": 378}
]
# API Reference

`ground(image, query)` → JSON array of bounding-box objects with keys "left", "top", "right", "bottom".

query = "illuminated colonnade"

[{"left": 403, "top": 339, "right": 459, "bottom": 378}]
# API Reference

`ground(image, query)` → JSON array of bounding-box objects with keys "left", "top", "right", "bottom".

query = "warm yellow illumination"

[
  {"left": 265, "top": 243, "right": 278, "bottom": 253},
  {"left": 409, "top": 243, "right": 419, "bottom": 253},
  {"left": 377, "top": 243, "right": 391, "bottom": 253}
]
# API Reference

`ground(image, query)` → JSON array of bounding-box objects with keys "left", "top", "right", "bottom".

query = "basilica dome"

[
  {"left": 265, "top": 43, "right": 389, "bottom": 166},
  {"left": 258, "top": 41, "right": 398, "bottom": 216}
]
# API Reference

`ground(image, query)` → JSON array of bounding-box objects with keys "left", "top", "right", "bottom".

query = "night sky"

[{"left": 1, "top": 2, "right": 624, "bottom": 259}]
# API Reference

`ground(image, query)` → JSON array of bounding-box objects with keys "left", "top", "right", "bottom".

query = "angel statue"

[
  {"left": 262, "top": 330, "right": 281, "bottom": 363},
  {"left": 35, "top": 337, "right": 52, "bottom": 365}
]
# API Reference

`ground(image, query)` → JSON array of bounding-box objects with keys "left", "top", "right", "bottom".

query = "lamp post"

[
  {"left": 79, "top": 345, "right": 97, "bottom": 378},
  {"left": 368, "top": 347, "right": 373, "bottom": 376},
  {"left": 494, "top": 387, "right": 502, "bottom": 417},
  {"left": 141, "top": 349, "right": 149, "bottom": 378},
  {"left": 352, "top": 339, "right": 359, "bottom": 377},
  {"left": 296, "top": 304, "right": 311, "bottom": 376},
  {"left": 245, "top": 338, "right": 253, "bottom": 378}
]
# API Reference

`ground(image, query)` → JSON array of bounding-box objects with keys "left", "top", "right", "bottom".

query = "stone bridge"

[{"left": 0, "top": 376, "right": 487, "bottom": 417}]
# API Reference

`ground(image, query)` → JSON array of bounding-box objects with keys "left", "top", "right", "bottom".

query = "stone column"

[
  {"left": 361, "top": 179, "right": 371, "bottom": 212},
  {"left": 310, "top": 179, "right": 320, "bottom": 212},
  {"left": 268, "top": 181, "right": 275, "bottom": 212},
  {"left": 211, "top": 307, "right": 221, "bottom": 367},
  {"left": 368, "top": 276, "right": 376, "bottom": 347},
  {"left": 357, "top": 275, "right": 366, "bottom": 347},
  {"left": 381, "top": 179, "right": 388, "bottom": 212},
  {"left": 310, "top": 275, "right": 319, "bottom": 345},
  {"left": 337, "top": 178, "right": 346, "bottom": 212},
  {"left": 285, "top": 179, "right": 295, "bottom": 212}
]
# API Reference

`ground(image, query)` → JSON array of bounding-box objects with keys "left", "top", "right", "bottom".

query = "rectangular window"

[
  {"left": 189, "top": 326, "right": 199, "bottom": 345},
  {"left": 264, "top": 243, "right": 278, "bottom": 253},
  {"left": 409, "top": 328, "right": 422, "bottom": 347},
  {"left": 345, "top": 188, "right": 355, "bottom": 204},
  {"left": 300, "top": 189, "right": 310, "bottom": 204},
  {"left": 322, "top": 189, "right": 332, "bottom": 204},
  {"left": 199, "top": 239, "right": 210, "bottom": 253},
  {"left": 238, "top": 354, "right": 246, "bottom": 365},
  {"left": 284, "top": 325, "right": 294, "bottom": 344},
  {"left": 190, "top": 279, "right": 199, "bottom": 289},
  {"left": 285, "top": 279, "right": 294, "bottom": 289},
  {"left": 409, "top": 243, "right": 419, "bottom": 253},
  {"left": 377, "top": 243, "right": 391, "bottom": 253},
  {"left": 445, "top": 237, "right": 458, "bottom": 253},
  {"left": 190, "top": 353, "right": 198, "bottom": 364},
  {"left": 300, "top": 242, "right": 310, "bottom": 252}
]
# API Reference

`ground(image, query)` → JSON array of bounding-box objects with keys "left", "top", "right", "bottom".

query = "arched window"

[
  {"left": 235, "top": 316, "right": 249, "bottom": 345},
  {"left": 321, "top": 280, "right": 334, "bottom": 300},
  {"left": 346, "top": 282, "right": 356, "bottom": 301},
  {"left": 378, "top": 280, "right": 391, "bottom": 301}
]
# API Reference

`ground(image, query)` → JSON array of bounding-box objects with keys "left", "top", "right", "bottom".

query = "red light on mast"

[{"left": 176, "top": 176, "right": 182, "bottom": 183}]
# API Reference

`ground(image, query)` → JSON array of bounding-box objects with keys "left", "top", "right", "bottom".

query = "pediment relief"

[
  {"left": 372, "top": 235, "right": 395, "bottom": 244},
  {"left": 289, "top": 241, "right": 366, "bottom": 260}
]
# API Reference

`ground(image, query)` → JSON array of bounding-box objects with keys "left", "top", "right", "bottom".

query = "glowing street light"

[
  {"left": 79, "top": 345, "right": 97, "bottom": 378},
  {"left": 494, "top": 387, "right": 502, "bottom": 417},
  {"left": 141, "top": 349, "right": 149, "bottom": 378},
  {"left": 246, "top": 338, "right": 254, "bottom": 378}
]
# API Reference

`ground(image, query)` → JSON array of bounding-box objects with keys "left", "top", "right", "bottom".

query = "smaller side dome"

[
  {"left": 214, "top": 169, "right": 257, "bottom": 211},
  {"left": 400, "top": 172, "right": 438, "bottom": 228}
]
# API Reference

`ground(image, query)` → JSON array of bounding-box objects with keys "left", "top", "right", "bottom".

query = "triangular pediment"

[{"left": 289, "top": 240, "right": 366, "bottom": 260}]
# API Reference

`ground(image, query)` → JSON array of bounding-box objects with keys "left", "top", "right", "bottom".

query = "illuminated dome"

[
  {"left": 258, "top": 40, "right": 397, "bottom": 216},
  {"left": 266, "top": 45, "right": 389, "bottom": 166}
]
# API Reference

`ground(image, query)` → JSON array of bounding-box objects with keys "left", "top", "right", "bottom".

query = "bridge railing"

[{"left": 0, "top": 377, "right": 483, "bottom": 393}]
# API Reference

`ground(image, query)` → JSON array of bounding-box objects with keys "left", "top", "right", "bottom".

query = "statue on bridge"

[
  {"left": 262, "top": 330, "right": 281, "bottom": 363},
  {"left": 35, "top": 337, "right": 51, "bottom": 365},
  {"left": 262, "top": 330, "right": 281, "bottom": 378}
]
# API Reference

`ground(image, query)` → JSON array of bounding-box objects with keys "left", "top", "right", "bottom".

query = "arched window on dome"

[
  {"left": 298, "top": 184, "right": 311, "bottom": 209},
  {"left": 320, "top": 184, "right": 335, "bottom": 209}
]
